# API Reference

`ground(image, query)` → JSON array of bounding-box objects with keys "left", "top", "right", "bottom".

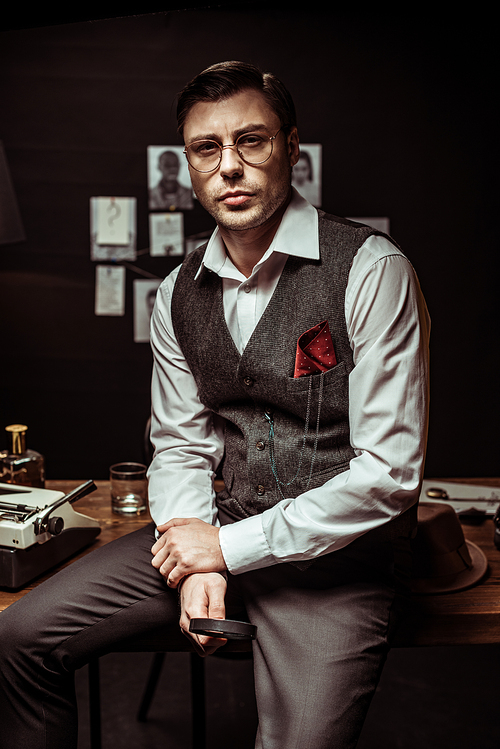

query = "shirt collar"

[{"left": 194, "top": 188, "right": 319, "bottom": 280}]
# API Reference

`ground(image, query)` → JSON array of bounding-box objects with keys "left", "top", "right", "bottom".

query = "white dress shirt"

[{"left": 148, "top": 189, "right": 430, "bottom": 574}]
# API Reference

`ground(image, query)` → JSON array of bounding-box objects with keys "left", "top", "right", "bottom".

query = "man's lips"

[{"left": 218, "top": 191, "right": 254, "bottom": 206}]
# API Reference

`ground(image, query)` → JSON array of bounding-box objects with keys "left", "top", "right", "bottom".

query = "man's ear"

[{"left": 288, "top": 127, "right": 300, "bottom": 168}]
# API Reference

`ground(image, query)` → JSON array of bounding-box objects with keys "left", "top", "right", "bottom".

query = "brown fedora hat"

[{"left": 410, "top": 502, "right": 488, "bottom": 595}]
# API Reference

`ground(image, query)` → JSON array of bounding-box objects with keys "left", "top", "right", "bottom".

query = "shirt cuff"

[{"left": 218, "top": 513, "right": 276, "bottom": 574}]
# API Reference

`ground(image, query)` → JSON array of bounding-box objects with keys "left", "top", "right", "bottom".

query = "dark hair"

[{"left": 177, "top": 60, "right": 297, "bottom": 137}]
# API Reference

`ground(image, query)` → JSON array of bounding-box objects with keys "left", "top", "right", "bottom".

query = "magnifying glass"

[{"left": 189, "top": 618, "right": 257, "bottom": 640}]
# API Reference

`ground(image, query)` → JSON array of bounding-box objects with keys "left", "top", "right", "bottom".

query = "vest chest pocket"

[
  {"left": 285, "top": 360, "right": 350, "bottom": 422},
  {"left": 286, "top": 359, "right": 347, "bottom": 392}
]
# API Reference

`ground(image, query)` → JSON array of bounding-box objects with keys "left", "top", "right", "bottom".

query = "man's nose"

[{"left": 219, "top": 144, "right": 244, "bottom": 178}]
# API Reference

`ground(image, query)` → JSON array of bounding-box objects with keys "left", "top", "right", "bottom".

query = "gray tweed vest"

[{"left": 171, "top": 211, "right": 397, "bottom": 525}]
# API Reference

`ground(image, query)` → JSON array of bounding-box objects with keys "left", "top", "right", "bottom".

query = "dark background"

[{"left": 0, "top": 5, "right": 498, "bottom": 480}]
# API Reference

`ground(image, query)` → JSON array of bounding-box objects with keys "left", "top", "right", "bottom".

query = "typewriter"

[{"left": 0, "top": 480, "right": 100, "bottom": 589}]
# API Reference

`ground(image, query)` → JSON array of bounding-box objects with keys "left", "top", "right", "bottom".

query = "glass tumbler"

[{"left": 110, "top": 462, "right": 148, "bottom": 515}]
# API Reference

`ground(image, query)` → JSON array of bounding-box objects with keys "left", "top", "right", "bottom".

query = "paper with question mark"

[
  {"left": 96, "top": 197, "right": 129, "bottom": 245},
  {"left": 90, "top": 197, "right": 137, "bottom": 261}
]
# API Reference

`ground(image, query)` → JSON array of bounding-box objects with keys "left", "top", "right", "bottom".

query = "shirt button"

[
  {"left": 256, "top": 441, "right": 265, "bottom": 451},
  {"left": 256, "top": 485, "right": 266, "bottom": 496},
  {"left": 243, "top": 376, "right": 254, "bottom": 386},
  {"left": 242, "top": 284, "right": 251, "bottom": 294}
]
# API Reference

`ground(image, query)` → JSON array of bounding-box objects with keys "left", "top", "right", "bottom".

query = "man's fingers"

[
  {"left": 181, "top": 628, "right": 226, "bottom": 657},
  {"left": 208, "top": 594, "right": 226, "bottom": 621},
  {"left": 150, "top": 544, "right": 169, "bottom": 569},
  {"left": 181, "top": 628, "right": 206, "bottom": 656},
  {"left": 196, "top": 633, "right": 227, "bottom": 654},
  {"left": 178, "top": 573, "right": 228, "bottom": 656},
  {"left": 151, "top": 521, "right": 225, "bottom": 584},
  {"left": 182, "top": 621, "right": 227, "bottom": 655},
  {"left": 197, "top": 581, "right": 226, "bottom": 650},
  {"left": 165, "top": 566, "right": 184, "bottom": 588},
  {"left": 156, "top": 517, "right": 195, "bottom": 533},
  {"left": 150, "top": 535, "right": 165, "bottom": 554}
]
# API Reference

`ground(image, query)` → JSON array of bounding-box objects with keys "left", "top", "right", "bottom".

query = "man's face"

[{"left": 182, "top": 89, "right": 299, "bottom": 233}]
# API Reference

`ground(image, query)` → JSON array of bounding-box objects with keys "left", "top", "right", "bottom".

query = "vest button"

[
  {"left": 256, "top": 485, "right": 266, "bottom": 496},
  {"left": 243, "top": 376, "right": 254, "bottom": 386},
  {"left": 256, "top": 441, "right": 265, "bottom": 451}
]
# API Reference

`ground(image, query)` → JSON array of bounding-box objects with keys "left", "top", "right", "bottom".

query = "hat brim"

[{"left": 410, "top": 540, "right": 488, "bottom": 595}]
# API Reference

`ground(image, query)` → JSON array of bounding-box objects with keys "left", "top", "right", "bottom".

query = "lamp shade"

[{"left": 0, "top": 140, "right": 26, "bottom": 244}]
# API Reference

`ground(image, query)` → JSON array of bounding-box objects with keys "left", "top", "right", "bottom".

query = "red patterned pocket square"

[{"left": 294, "top": 320, "right": 337, "bottom": 378}]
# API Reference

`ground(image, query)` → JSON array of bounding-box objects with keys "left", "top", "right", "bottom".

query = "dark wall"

[{"left": 0, "top": 7, "right": 497, "bottom": 479}]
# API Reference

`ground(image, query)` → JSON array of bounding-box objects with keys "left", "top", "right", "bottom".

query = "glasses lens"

[
  {"left": 185, "top": 132, "right": 276, "bottom": 172},
  {"left": 237, "top": 133, "right": 273, "bottom": 165},
  {"left": 186, "top": 141, "right": 221, "bottom": 172}
]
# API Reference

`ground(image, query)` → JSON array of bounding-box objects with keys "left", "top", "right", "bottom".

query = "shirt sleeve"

[
  {"left": 147, "top": 269, "right": 225, "bottom": 528},
  {"left": 219, "top": 235, "right": 431, "bottom": 574}
]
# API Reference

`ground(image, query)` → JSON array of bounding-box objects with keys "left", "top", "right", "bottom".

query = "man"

[
  {"left": 150, "top": 60, "right": 430, "bottom": 744},
  {"left": 0, "top": 61, "right": 429, "bottom": 749}
]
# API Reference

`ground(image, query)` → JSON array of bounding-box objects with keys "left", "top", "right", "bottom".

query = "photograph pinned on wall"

[
  {"left": 95, "top": 265, "right": 126, "bottom": 316},
  {"left": 347, "top": 217, "right": 390, "bottom": 234},
  {"left": 147, "top": 146, "right": 194, "bottom": 211},
  {"left": 90, "top": 197, "right": 137, "bottom": 261},
  {"left": 149, "top": 212, "right": 184, "bottom": 256},
  {"left": 292, "top": 145, "right": 322, "bottom": 207},
  {"left": 133, "top": 278, "right": 162, "bottom": 342}
]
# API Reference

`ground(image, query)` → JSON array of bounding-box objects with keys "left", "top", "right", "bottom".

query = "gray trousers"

[{"left": 0, "top": 521, "right": 410, "bottom": 749}]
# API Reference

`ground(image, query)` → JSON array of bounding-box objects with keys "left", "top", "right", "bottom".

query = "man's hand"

[
  {"left": 151, "top": 517, "right": 226, "bottom": 588},
  {"left": 179, "top": 572, "right": 228, "bottom": 656}
]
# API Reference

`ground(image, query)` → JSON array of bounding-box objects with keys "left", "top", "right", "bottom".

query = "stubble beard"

[
  {"left": 195, "top": 184, "right": 288, "bottom": 233},
  {"left": 193, "top": 162, "right": 293, "bottom": 233}
]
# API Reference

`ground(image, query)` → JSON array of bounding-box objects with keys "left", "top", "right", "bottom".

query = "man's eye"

[
  {"left": 239, "top": 134, "right": 264, "bottom": 147},
  {"left": 194, "top": 141, "right": 219, "bottom": 156}
]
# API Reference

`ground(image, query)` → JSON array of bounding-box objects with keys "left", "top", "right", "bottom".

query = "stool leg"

[
  {"left": 137, "top": 652, "right": 166, "bottom": 722},
  {"left": 190, "top": 653, "right": 206, "bottom": 749},
  {"left": 88, "top": 657, "right": 102, "bottom": 749}
]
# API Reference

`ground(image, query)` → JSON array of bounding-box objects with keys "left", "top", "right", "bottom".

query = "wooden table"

[
  {"left": 1, "top": 478, "right": 500, "bottom": 648},
  {"left": 393, "top": 478, "right": 500, "bottom": 647},
  {"left": 0, "top": 480, "right": 152, "bottom": 612}
]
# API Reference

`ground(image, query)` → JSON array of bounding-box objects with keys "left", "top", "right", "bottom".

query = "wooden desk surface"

[
  {"left": 394, "top": 478, "right": 500, "bottom": 647},
  {"left": 0, "top": 480, "right": 152, "bottom": 612},
  {"left": 1, "top": 478, "right": 500, "bottom": 648}
]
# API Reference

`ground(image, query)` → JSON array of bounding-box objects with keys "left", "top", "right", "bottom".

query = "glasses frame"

[{"left": 183, "top": 127, "right": 283, "bottom": 173}]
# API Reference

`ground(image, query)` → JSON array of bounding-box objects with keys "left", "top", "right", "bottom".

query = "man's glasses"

[{"left": 183, "top": 128, "right": 282, "bottom": 173}]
